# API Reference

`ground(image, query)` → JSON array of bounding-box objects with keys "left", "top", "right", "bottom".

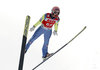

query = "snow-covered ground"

[{"left": 0, "top": 0, "right": 100, "bottom": 70}]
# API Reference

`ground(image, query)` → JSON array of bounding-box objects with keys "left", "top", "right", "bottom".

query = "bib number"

[{"left": 46, "top": 23, "right": 53, "bottom": 26}]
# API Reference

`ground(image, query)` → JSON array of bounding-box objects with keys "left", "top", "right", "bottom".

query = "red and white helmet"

[{"left": 51, "top": 6, "right": 60, "bottom": 16}]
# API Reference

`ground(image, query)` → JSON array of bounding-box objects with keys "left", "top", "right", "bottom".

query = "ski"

[
  {"left": 32, "top": 26, "right": 86, "bottom": 70},
  {"left": 18, "top": 15, "right": 30, "bottom": 70}
]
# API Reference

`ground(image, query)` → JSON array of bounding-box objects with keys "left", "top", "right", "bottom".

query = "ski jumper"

[{"left": 25, "top": 13, "right": 60, "bottom": 58}]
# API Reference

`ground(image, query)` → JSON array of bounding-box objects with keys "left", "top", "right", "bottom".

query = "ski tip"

[
  {"left": 83, "top": 26, "right": 87, "bottom": 30},
  {"left": 84, "top": 26, "right": 87, "bottom": 28},
  {"left": 27, "top": 15, "right": 31, "bottom": 18}
]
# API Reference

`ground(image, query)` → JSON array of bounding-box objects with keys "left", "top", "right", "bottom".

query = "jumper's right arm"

[
  {"left": 30, "top": 14, "right": 45, "bottom": 31},
  {"left": 33, "top": 14, "right": 45, "bottom": 27}
]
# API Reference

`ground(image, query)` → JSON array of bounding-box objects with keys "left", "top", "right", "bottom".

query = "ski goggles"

[
  {"left": 54, "top": 11, "right": 59, "bottom": 15},
  {"left": 53, "top": 9, "right": 60, "bottom": 15}
]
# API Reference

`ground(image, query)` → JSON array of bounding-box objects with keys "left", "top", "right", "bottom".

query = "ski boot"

[
  {"left": 42, "top": 53, "right": 54, "bottom": 61},
  {"left": 24, "top": 49, "right": 27, "bottom": 54}
]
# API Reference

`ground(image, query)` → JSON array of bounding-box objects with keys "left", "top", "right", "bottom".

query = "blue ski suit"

[{"left": 25, "top": 13, "right": 60, "bottom": 58}]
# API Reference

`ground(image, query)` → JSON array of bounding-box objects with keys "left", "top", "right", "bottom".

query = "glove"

[
  {"left": 30, "top": 26, "right": 35, "bottom": 32},
  {"left": 53, "top": 30, "right": 58, "bottom": 35}
]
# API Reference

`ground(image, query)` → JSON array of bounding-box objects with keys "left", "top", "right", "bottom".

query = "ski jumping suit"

[{"left": 25, "top": 13, "right": 60, "bottom": 58}]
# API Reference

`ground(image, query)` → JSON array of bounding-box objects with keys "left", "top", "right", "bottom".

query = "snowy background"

[{"left": 0, "top": 0, "right": 100, "bottom": 70}]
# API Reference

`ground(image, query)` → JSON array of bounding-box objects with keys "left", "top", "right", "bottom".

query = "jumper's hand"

[
  {"left": 30, "top": 26, "right": 35, "bottom": 32},
  {"left": 53, "top": 30, "right": 58, "bottom": 36}
]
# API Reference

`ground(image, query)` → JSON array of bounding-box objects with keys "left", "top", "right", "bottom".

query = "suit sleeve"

[
  {"left": 33, "top": 14, "right": 45, "bottom": 27},
  {"left": 54, "top": 18, "right": 60, "bottom": 32}
]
